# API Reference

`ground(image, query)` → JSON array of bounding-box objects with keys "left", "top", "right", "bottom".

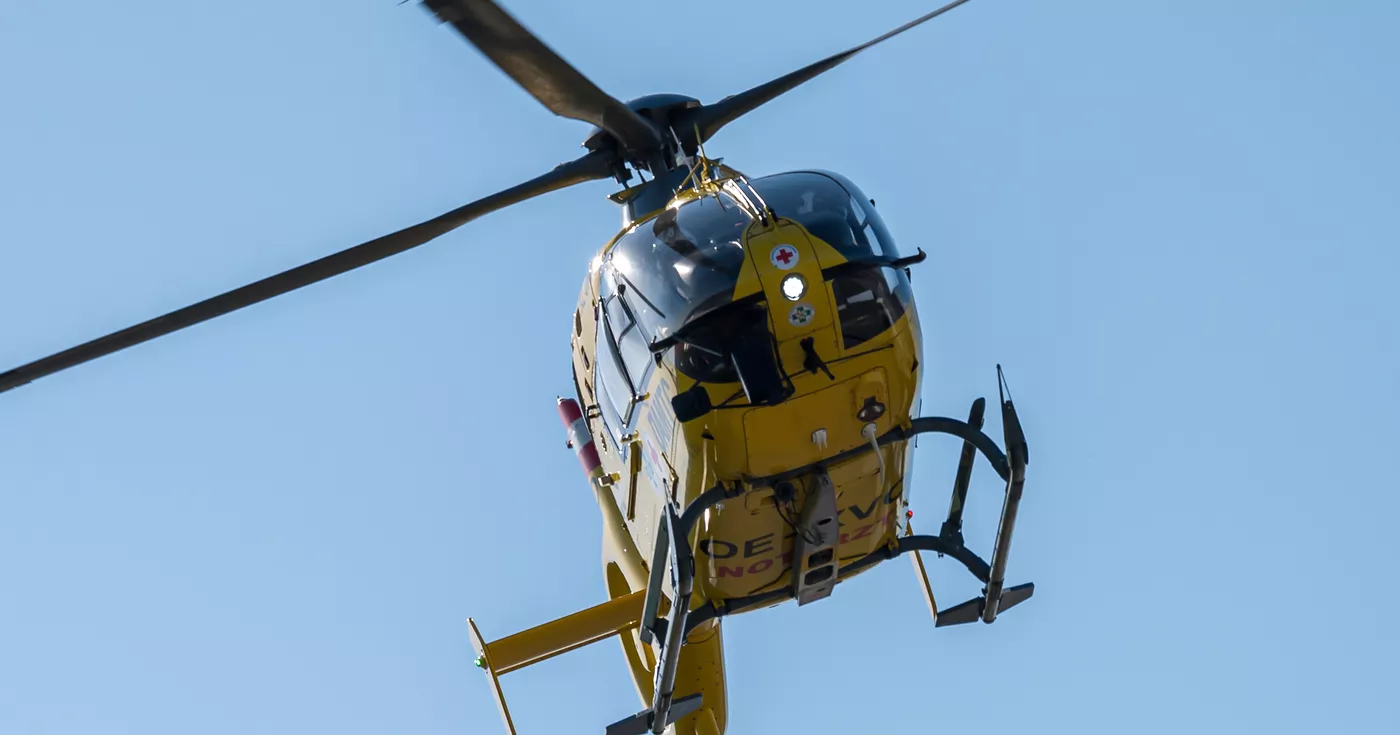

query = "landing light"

[{"left": 781, "top": 273, "right": 807, "bottom": 301}]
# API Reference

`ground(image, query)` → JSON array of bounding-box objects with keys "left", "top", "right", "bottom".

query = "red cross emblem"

[{"left": 770, "top": 245, "right": 799, "bottom": 270}]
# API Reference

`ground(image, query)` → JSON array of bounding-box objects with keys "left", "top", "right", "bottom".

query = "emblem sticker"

[
  {"left": 788, "top": 302, "right": 815, "bottom": 326},
  {"left": 770, "top": 244, "right": 799, "bottom": 270}
]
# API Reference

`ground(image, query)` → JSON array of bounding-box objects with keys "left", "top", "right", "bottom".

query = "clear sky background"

[{"left": 2, "top": 1, "right": 1397, "bottom": 733}]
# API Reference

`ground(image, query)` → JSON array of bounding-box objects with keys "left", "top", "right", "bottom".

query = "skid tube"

[{"left": 608, "top": 482, "right": 743, "bottom": 735}]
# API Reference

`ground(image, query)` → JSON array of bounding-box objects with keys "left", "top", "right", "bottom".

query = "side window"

[
  {"left": 594, "top": 317, "right": 632, "bottom": 436},
  {"left": 594, "top": 268, "right": 656, "bottom": 428},
  {"left": 606, "top": 291, "right": 654, "bottom": 392}
]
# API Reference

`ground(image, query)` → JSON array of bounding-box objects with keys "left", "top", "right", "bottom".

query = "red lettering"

[
  {"left": 747, "top": 559, "right": 774, "bottom": 575},
  {"left": 838, "top": 522, "right": 882, "bottom": 547},
  {"left": 848, "top": 523, "right": 877, "bottom": 542},
  {"left": 716, "top": 565, "right": 745, "bottom": 578}
]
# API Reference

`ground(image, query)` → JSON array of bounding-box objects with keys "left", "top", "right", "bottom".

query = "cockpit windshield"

[
  {"left": 607, "top": 190, "right": 752, "bottom": 342},
  {"left": 748, "top": 171, "right": 900, "bottom": 265}
]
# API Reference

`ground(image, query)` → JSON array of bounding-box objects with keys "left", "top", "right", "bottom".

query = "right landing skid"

[{"left": 911, "top": 365, "right": 1034, "bottom": 627}]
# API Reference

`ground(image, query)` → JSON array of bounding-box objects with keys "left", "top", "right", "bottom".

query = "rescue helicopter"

[{"left": 0, "top": 1, "right": 1036, "bottom": 733}]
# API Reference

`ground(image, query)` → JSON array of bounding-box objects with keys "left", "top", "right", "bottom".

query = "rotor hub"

[
  {"left": 581, "top": 94, "right": 703, "bottom": 181},
  {"left": 582, "top": 94, "right": 700, "bottom": 152}
]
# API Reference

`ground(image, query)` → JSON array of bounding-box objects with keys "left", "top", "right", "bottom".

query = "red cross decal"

[{"left": 771, "top": 244, "right": 799, "bottom": 270}]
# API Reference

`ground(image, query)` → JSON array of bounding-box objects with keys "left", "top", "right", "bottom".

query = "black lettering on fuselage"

[
  {"left": 744, "top": 534, "right": 775, "bottom": 558},
  {"left": 839, "top": 483, "right": 905, "bottom": 521},
  {"left": 846, "top": 497, "right": 882, "bottom": 520},
  {"left": 699, "top": 539, "right": 738, "bottom": 559},
  {"left": 703, "top": 484, "right": 905, "bottom": 569}
]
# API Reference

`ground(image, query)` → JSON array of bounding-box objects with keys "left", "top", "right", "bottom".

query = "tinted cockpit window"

[
  {"left": 832, "top": 267, "right": 910, "bottom": 349},
  {"left": 749, "top": 172, "right": 900, "bottom": 264},
  {"left": 607, "top": 192, "right": 753, "bottom": 342},
  {"left": 671, "top": 299, "right": 769, "bottom": 384}
]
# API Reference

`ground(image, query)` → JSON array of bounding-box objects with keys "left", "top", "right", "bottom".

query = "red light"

[{"left": 906, "top": 510, "right": 914, "bottom": 518}]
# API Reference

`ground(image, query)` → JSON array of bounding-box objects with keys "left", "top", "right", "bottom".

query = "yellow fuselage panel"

[
  {"left": 577, "top": 211, "right": 924, "bottom": 592},
  {"left": 674, "top": 217, "right": 922, "bottom": 600}
]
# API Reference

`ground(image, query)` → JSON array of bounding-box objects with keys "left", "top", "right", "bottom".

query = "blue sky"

[{"left": 2, "top": 1, "right": 1397, "bottom": 733}]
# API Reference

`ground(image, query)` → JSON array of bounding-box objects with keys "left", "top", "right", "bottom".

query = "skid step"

[
  {"left": 605, "top": 693, "right": 705, "bottom": 735},
  {"left": 934, "top": 582, "right": 1036, "bottom": 627}
]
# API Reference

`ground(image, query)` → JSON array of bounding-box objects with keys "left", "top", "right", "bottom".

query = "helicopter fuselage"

[{"left": 569, "top": 162, "right": 924, "bottom": 734}]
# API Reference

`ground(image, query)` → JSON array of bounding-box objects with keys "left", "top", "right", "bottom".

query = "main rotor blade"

[
  {"left": 423, "top": 0, "right": 661, "bottom": 154},
  {"left": 0, "top": 151, "right": 614, "bottom": 396},
  {"left": 676, "top": 0, "right": 977, "bottom": 148}
]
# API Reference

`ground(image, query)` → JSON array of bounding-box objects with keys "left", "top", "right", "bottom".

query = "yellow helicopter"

[{"left": 0, "top": 1, "right": 1035, "bottom": 733}]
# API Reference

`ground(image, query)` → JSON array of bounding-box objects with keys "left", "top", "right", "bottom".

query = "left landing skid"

[{"left": 609, "top": 483, "right": 737, "bottom": 735}]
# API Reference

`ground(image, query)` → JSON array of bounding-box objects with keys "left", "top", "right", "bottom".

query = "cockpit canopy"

[
  {"left": 603, "top": 170, "right": 903, "bottom": 343},
  {"left": 592, "top": 170, "right": 918, "bottom": 428}
]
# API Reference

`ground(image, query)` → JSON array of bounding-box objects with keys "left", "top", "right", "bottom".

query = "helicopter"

[{"left": 0, "top": 1, "right": 1036, "bottom": 733}]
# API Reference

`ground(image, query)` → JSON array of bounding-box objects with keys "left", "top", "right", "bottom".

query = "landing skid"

[
  {"left": 469, "top": 368, "right": 1035, "bottom": 734},
  {"left": 608, "top": 503, "right": 703, "bottom": 735}
]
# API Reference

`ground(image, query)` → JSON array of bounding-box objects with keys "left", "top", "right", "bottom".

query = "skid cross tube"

[
  {"left": 941, "top": 397, "right": 986, "bottom": 540},
  {"left": 747, "top": 414, "right": 1010, "bottom": 490}
]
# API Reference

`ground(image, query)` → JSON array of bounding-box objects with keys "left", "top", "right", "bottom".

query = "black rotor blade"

[
  {"left": 422, "top": 0, "right": 661, "bottom": 154},
  {"left": 676, "top": 0, "right": 977, "bottom": 148},
  {"left": 0, "top": 150, "right": 614, "bottom": 396}
]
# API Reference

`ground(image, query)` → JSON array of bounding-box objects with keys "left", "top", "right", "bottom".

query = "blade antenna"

[{"left": 997, "top": 363, "right": 1014, "bottom": 405}]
